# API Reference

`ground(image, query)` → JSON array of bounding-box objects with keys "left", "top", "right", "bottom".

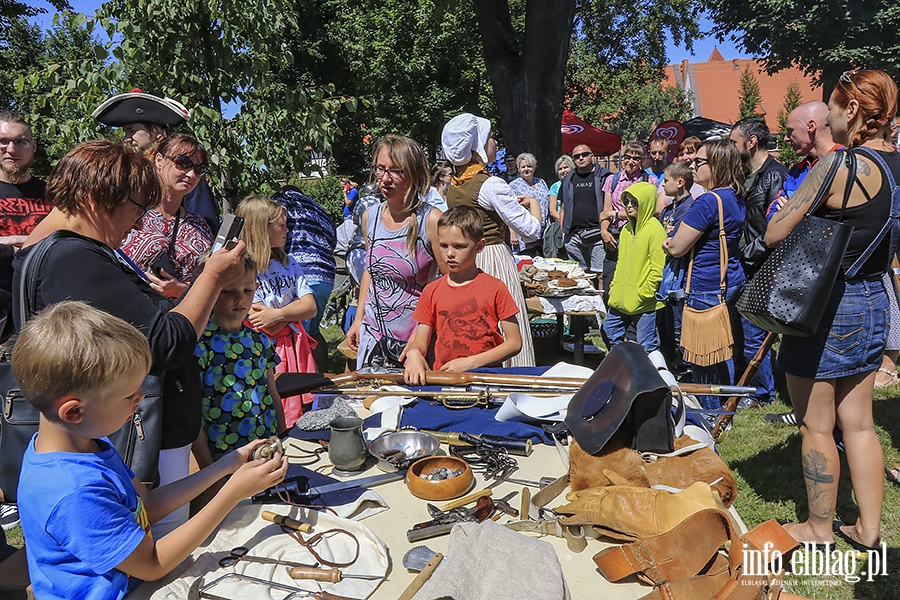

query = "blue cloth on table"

[
  {"left": 400, "top": 402, "right": 554, "bottom": 445},
  {"left": 288, "top": 366, "right": 555, "bottom": 444}
]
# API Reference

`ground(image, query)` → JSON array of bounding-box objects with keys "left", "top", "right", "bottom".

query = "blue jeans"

[
  {"left": 603, "top": 308, "right": 659, "bottom": 353},
  {"left": 684, "top": 283, "right": 743, "bottom": 410},
  {"left": 734, "top": 316, "right": 774, "bottom": 404}
]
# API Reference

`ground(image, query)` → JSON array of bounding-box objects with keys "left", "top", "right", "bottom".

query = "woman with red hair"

[{"left": 767, "top": 69, "right": 900, "bottom": 551}]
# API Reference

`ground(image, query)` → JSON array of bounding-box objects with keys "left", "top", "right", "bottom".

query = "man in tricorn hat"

[{"left": 92, "top": 89, "right": 220, "bottom": 231}]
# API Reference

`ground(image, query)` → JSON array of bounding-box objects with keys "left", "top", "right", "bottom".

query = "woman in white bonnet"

[{"left": 441, "top": 113, "right": 542, "bottom": 367}]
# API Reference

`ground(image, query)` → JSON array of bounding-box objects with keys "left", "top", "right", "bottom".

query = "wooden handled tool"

[
  {"left": 438, "top": 488, "right": 492, "bottom": 512},
  {"left": 262, "top": 510, "right": 312, "bottom": 533},
  {"left": 398, "top": 552, "right": 443, "bottom": 600},
  {"left": 288, "top": 566, "right": 382, "bottom": 582}
]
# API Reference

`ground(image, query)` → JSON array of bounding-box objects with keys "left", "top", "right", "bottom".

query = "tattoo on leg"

[{"left": 802, "top": 448, "right": 836, "bottom": 520}]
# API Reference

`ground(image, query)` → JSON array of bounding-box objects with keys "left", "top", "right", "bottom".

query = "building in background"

[{"left": 664, "top": 48, "right": 822, "bottom": 133}]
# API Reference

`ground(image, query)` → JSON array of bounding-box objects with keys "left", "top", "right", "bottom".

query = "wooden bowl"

[{"left": 405, "top": 456, "right": 474, "bottom": 501}]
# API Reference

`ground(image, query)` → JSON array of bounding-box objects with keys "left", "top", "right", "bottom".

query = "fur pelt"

[{"left": 568, "top": 431, "right": 737, "bottom": 507}]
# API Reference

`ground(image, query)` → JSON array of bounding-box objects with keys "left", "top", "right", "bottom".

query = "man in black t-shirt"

[
  {"left": 0, "top": 111, "right": 51, "bottom": 341},
  {"left": 559, "top": 144, "right": 612, "bottom": 288}
]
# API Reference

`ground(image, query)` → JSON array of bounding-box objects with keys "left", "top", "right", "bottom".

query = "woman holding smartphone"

[{"left": 121, "top": 133, "right": 214, "bottom": 298}]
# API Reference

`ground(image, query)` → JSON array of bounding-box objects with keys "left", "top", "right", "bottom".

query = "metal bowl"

[{"left": 368, "top": 431, "right": 441, "bottom": 472}]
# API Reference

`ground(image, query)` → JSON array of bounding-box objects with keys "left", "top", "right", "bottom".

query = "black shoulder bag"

[
  {"left": 737, "top": 150, "right": 855, "bottom": 337},
  {"left": 0, "top": 233, "right": 162, "bottom": 502}
]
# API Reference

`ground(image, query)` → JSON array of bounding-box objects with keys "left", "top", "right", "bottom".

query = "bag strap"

[
  {"left": 684, "top": 192, "right": 727, "bottom": 296},
  {"left": 845, "top": 146, "right": 900, "bottom": 279},
  {"left": 16, "top": 231, "right": 71, "bottom": 326},
  {"left": 167, "top": 211, "right": 181, "bottom": 257}
]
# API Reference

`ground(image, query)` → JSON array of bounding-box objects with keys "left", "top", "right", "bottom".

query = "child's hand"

[
  {"left": 248, "top": 304, "right": 283, "bottom": 330},
  {"left": 221, "top": 453, "right": 288, "bottom": 502},
  {"left": 440, "top": 356, "right": 480, "bottom": 373},
  {"left": 404, "top": 350, "right": 429, "bottom": 385}
]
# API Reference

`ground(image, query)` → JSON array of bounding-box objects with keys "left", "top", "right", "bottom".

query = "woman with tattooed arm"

[{"left": 767, "top": 69, "right": 899, "bottom": 551}]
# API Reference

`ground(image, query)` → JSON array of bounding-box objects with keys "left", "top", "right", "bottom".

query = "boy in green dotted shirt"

[{"left": 192, "top": 256, "right": 285, "bottom": 486}]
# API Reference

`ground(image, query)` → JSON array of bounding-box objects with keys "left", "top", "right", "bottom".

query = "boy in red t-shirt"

[{"left": 404, "top": 206, "right": 522, "bottom": 385}]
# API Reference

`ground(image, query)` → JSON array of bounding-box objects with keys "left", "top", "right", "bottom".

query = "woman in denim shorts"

[{"left": 767, "top": 69, "right": 900, "bottom": 551}]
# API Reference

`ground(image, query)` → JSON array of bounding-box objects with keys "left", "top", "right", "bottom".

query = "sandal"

[
  {"left": 886, "top": 464, "right": 900, "bottom": 486},
  {"left": 832, "top": 521, "right": 882, "bottom": 553},
  {"left": 874, "top": 367, "right": 898, "bottom": 389}
]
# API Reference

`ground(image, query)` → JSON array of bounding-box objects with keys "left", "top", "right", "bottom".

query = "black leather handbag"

[
  {"left": 0, "top": 233, "right": 163, "bottom": 502},
  {"left": 737, "top": 151, "right": 854, "bottom": 337}
]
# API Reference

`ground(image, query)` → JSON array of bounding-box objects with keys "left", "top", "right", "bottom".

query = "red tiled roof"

[{"left": 663, "top": 49, "right": 823, "bottom": 132}]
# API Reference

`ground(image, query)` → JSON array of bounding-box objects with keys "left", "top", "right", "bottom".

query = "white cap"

[{"left": 441, "top": 113, "right": 491, "bottom": 166}]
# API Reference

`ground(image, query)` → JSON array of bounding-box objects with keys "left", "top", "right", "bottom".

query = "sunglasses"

[
  {"left": 649, "top": 151, "right": 667, "bottom": 157},
  {"left": 168, "top": 154, "right": 207, "bottom": 176},
  {"left": 573, "top": 151, "right": 593, "bottom": 160},
  {"left": 622, "top": 154, "right": 642, "bottom": 162},
  {"left": 621, "top": 197, "right": 638, "bottom": 207},
  {"left": 693, "top": 157, "right": 709, "bottom": 168},
  {"left": 839, "top": 69, "right": 860, "bottom": 85}
]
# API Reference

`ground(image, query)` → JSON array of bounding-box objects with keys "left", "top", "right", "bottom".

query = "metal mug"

[{"left": 328, "top": 415, "right": 367, "bottom": 473}]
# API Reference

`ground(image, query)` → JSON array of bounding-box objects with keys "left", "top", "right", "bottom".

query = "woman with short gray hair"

[{"left": 509, "top": 152, "right": 549, "bottom": 256}]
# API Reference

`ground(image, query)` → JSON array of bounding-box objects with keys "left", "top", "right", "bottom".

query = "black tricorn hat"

[{"left": 91, "top": 88, "right": 191, "bottom": 127}]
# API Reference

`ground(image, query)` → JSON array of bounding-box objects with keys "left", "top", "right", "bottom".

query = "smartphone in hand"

[{"left": 211, "top": 215, "right": 245, "bottom": 253}]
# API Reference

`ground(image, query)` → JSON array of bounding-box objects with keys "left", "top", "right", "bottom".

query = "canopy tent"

[{"left": 561, "top": 110, "right": 622, "bottom": 156}]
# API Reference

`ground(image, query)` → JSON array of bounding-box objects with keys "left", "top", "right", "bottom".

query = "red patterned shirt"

[{"left": 121, "top": 209, "right": 213, "bottom": 282}]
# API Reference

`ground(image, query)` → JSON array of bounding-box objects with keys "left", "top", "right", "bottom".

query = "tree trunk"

[{"left": 474, "top": 0, "right": 576, "bottom": 181}]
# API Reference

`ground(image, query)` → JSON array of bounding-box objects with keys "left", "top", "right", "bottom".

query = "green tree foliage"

[
  {"left": 0, "top": 0, "right": 68, "bottom": 35},
  {"left": 776, "top": 81, "right": 802, "bottom": 167},
  {"left": 706, "top": 0, "right": 900, "bottom": 91},
  {"left": 738, "top": 64, "right": 762, "bottom": 119},
  {"left": 14, "top": 1, "right": 353, "bottom": 205},
  {"left": 566, "top": 39, "right": 692, "bottom": 142}
]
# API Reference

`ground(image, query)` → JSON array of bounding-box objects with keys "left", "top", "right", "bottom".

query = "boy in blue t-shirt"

[{"left": 13, "top": 301, "right": 288, "bottom": 600}]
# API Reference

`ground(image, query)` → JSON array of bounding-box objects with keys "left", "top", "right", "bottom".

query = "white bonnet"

[{"left": 441, "top": 113, "right": 491, "bottom": 166}]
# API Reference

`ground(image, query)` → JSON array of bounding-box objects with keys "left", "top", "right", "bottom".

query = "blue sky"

[{"left": 32, "top": 1, "right": 751, "bottom": 65}]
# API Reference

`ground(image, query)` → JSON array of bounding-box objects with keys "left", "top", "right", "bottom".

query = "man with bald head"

[
  {"left": 781, "top": 101, "right": 841, "bottom": 199},
  {"left": 559, "top": 144, "right": 612, "bottom": 286}
]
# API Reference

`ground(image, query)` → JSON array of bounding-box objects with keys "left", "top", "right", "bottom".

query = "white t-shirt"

[{"left": 255, "top": 256, "right": 313, "bottom": 309}]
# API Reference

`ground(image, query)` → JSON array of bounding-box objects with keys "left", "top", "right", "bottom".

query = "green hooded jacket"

[{"left": 607, "top": 181, "right": 666, "bottom": 314}]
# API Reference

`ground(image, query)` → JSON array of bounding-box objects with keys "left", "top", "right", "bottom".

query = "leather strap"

[{"left": 685, "top": 192, "right": 728, "bottom": 296}]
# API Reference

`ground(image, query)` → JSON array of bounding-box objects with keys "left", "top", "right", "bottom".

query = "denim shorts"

[{"left": 778, "top": 278, "right": 889, "bottom": 379}]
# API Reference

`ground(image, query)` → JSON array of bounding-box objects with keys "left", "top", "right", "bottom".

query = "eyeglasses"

[
  {"left": 622, "top": 154, "right": 642, "bottom": 162},
  {"left": 573, "top": 151, "right": 593, "bottom": 160},
  {"left": 127, "top": 197, "right": 151, "bottom": 221},
  {"left": 0, "top": 138, "right": 33, "bottom": 149},
  {"left": 373, "top": 165, "right": 404, "bottom": 180},
  {"left": 168, "top": 154, "right": 207, "bottom": 175},
  {"left": 621, "top": 197, "right": 638, "bottom": 207},
  {"left": 693, "top": 157, "right": 709, "bottom": 168}
]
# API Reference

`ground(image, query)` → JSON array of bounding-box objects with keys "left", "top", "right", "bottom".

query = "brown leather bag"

[{"left": 593, "top": 509, "right": 803, "bottom": 600}]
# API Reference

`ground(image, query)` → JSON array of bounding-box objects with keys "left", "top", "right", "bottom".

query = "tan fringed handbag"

[{"left": 680, "top": 193, "right": 733, "bottom": 367}]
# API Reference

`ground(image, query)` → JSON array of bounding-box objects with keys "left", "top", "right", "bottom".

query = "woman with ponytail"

[
  {"left": 767, "top": 69, "right": 900, "bottom": 551},
  {"left": 346, "top": 135, "right": 443, "bottom": 368}
]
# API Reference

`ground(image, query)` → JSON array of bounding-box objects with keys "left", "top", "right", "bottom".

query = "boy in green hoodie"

[{"left": 601, "top": 181, "right": 666, "bottom": 352}]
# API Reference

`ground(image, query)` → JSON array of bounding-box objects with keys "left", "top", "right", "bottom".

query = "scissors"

[{"left": 218, "top": 546, "right": 318, "bottom": 569}]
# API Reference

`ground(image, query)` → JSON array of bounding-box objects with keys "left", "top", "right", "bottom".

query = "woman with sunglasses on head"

[
  {"left": 120, "top": 133, "right": 214, "bottom": 299},
  {"left": 766, "top": 69, "right": 899, "bottom": 551},
  {"left": 441, "top": 113, "right": 542, "bottom": 367},
  {"left": 663, "top": 139, "right": 746, "bottom": 413},
  {"left": 345, "top": 134, "right": 443, "bottom": 369}
]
